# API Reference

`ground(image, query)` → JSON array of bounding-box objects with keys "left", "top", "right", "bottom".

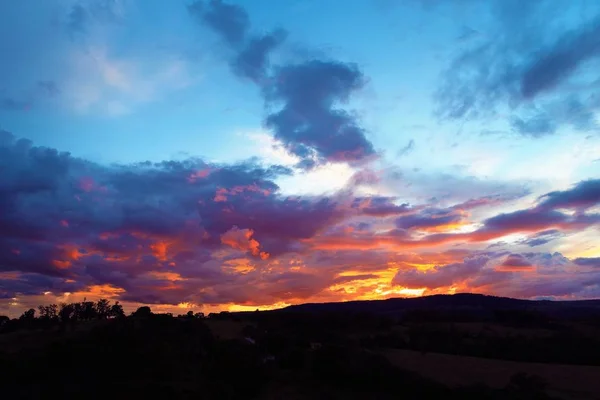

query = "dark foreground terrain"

[{"left": 2, "top": 293, "right": 600, "bottom": 399}]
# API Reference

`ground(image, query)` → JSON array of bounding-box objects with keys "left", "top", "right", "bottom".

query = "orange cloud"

[
  {"left": 221, "top": 226, "right": 269, "bottom": 258},
  {"left": 150, "top": 241, "right": 169, "bottom": 261},
  {"left": 0, "top": 271, "right": 21, "bottom": 280},
  {"left": 147, "top": 271, "right": 185, "bottom": 281},
  {"left": 52, "top": 260, "right": 72, "bottom": 269}
]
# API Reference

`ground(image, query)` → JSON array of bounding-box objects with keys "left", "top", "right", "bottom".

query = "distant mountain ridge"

[{"left": 270, "top": 293, "right": 600, "bottom": 318}]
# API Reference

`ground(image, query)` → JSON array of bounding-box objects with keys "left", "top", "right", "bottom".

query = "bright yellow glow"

[
  {"left": 326, "top": 265, "right": 428, "bottom": 302},
  {"left": 227, "top": 302, "right": 291, "bottom": 312},
  {"left": 575, "top": 247, "right": 600, "bottom": 258}
]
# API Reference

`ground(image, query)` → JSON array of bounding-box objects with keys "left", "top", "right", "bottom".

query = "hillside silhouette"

[
  {"left": 280, "top": 293, "right": 600, "bottom": 318},
  {"left": 2, "top": 294, "right": 600, "bottom": 399}
]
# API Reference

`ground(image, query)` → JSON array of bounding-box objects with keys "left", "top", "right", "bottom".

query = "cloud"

[
  {"left": 264, "top": 60, "right": 376, "bottom": 168},
  {"left": 67, "top": 4, "right": 87, "bottom": 35},
  {"left": 537, "top": 179, "right": 600, "bottom": 210},
  {"left": 193, "top": 0, "right": 249, "bottom": 46},
  {"left": 481, "top": 209, "right": 569, "bottom": 234},
  {"left": 521, "top": 229, "right": 564, "bottom": 247},
  {"left": 520, "top": 17, "right": 600, "bottom": 99},
  {"left": 64, "top": 48, "right": 197, "bottom": 116},
  {"left": 393, "top": 256, "right": 490, "bottom": 288},
  {"left": 0, "top": 80, "right": 61, "bottom": 112},
  {"left": 66, "top": 0, "right": 125, "bottom": 36},
  {"left": 395, "top": 207, "right": 466, "bottom": 231},
  {"left": 232, "top": 29, "right": 287, "bottom": 82},
  {"left": 221, "top": 226, "right": 269, "bottom": 259},
  {"left": 352, "top": 196, "right": 414, "bottom": 217},
  {"left": 0, "top": 1, "right": 197, "bottom": 117},
  {"left": 1, "top": 131, "right": 599, "bottom": 311},
  {"left": 510, "top": 112, "right": 557, "bottom": 138},
  {"left": 574, "top": 257, "right": 600, "bottom": 268},
  {"left": 435, "top": 0, "right": 600, "bottom": 135},
  {"left": 397, "top": 139, "right": 415, "bottom": 157},
  {"left": 0, "top": 132, "right": 339, "bottom": 303},
  {"left": 369, "top": 167, "right": 532, "bottom": 205},
  {"left": 188, "top": 0, "right": 376, "bottom": 168},
  {"left": 308, "top": 180, "right": 599, "bottom": 253},
  {"left": 497, "top": 254, "right": 534, "bottom": 271}
]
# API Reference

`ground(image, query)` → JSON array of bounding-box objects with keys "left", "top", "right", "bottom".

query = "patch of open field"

[
  {"left": 383, "top": 348, "right": 600, "bottom": 400},
  {"left": 205, "top": 319, "right": 248, "bottom": 340}
]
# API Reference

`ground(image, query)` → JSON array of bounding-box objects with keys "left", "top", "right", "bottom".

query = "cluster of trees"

[{"left": 0, "top": 299, "right": 126, "bottom": 333}]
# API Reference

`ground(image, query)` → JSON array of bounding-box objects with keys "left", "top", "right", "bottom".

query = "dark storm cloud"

[
  {"left": 188, "top": 0, "right": 376, "bottom": 168},
  {"left": 435, "top": 0, "right": 600, "bottom": 135}
]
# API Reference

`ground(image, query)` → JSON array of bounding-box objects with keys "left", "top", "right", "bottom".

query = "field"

[
  {"left": 384, "top": 348, "right": 600, "bottom": 400},
  {"left": 204, "top": 319, "right": 248, "bottom": 340}
]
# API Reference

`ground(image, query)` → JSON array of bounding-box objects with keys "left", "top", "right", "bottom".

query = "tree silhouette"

[
  {"left": 80, "top": 300, "right": 98, "bottom": 320},
  {"left": 110, "top": 301, "right": 125, "bottom": 318},
  {"left": 59, "top": 303, "right": 75, "bottom": 322},
  {"left": 20, "top": 308, "right": 35, "bottom": 320},
  {"left": 38, "top": 304, "right": 58, "bottom": 320},
  {"left": 133, "top": 306, "right": 152, "bottom": 317},
  {"left": 96, "top": 299, "right": 111, "bottom": 319}
]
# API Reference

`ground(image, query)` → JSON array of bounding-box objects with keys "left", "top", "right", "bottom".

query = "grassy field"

[
  {"left": 383, "top": 348, "right": 600, "bottom": 400},
  {"left": 204, "top": 319, "right": 248, "bottom": 340}
]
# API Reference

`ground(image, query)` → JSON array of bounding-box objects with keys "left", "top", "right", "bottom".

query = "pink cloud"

[{"left": 221, "top": 225, "right": 269, "bottom": 259}]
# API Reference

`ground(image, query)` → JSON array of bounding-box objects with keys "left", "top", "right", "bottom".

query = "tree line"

[{"left": 0, "top": 299, "right": 126, "bottom": 333}]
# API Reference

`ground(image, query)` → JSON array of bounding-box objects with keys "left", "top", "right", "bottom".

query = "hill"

[{"left": 275, "top": 293, "right": 600, "bottom": 319}]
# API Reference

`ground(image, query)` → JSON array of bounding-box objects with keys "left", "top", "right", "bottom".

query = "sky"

[{"left": 1, "top": 0, "right": 599, "bottom": 317}]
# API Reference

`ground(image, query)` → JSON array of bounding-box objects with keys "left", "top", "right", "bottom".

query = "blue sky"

[
  {"left": 3, "top": 1, "right": 598, "bottom": 174},
  {"left": 1, "top": 0, "right": 599, "bottom": 315}
]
